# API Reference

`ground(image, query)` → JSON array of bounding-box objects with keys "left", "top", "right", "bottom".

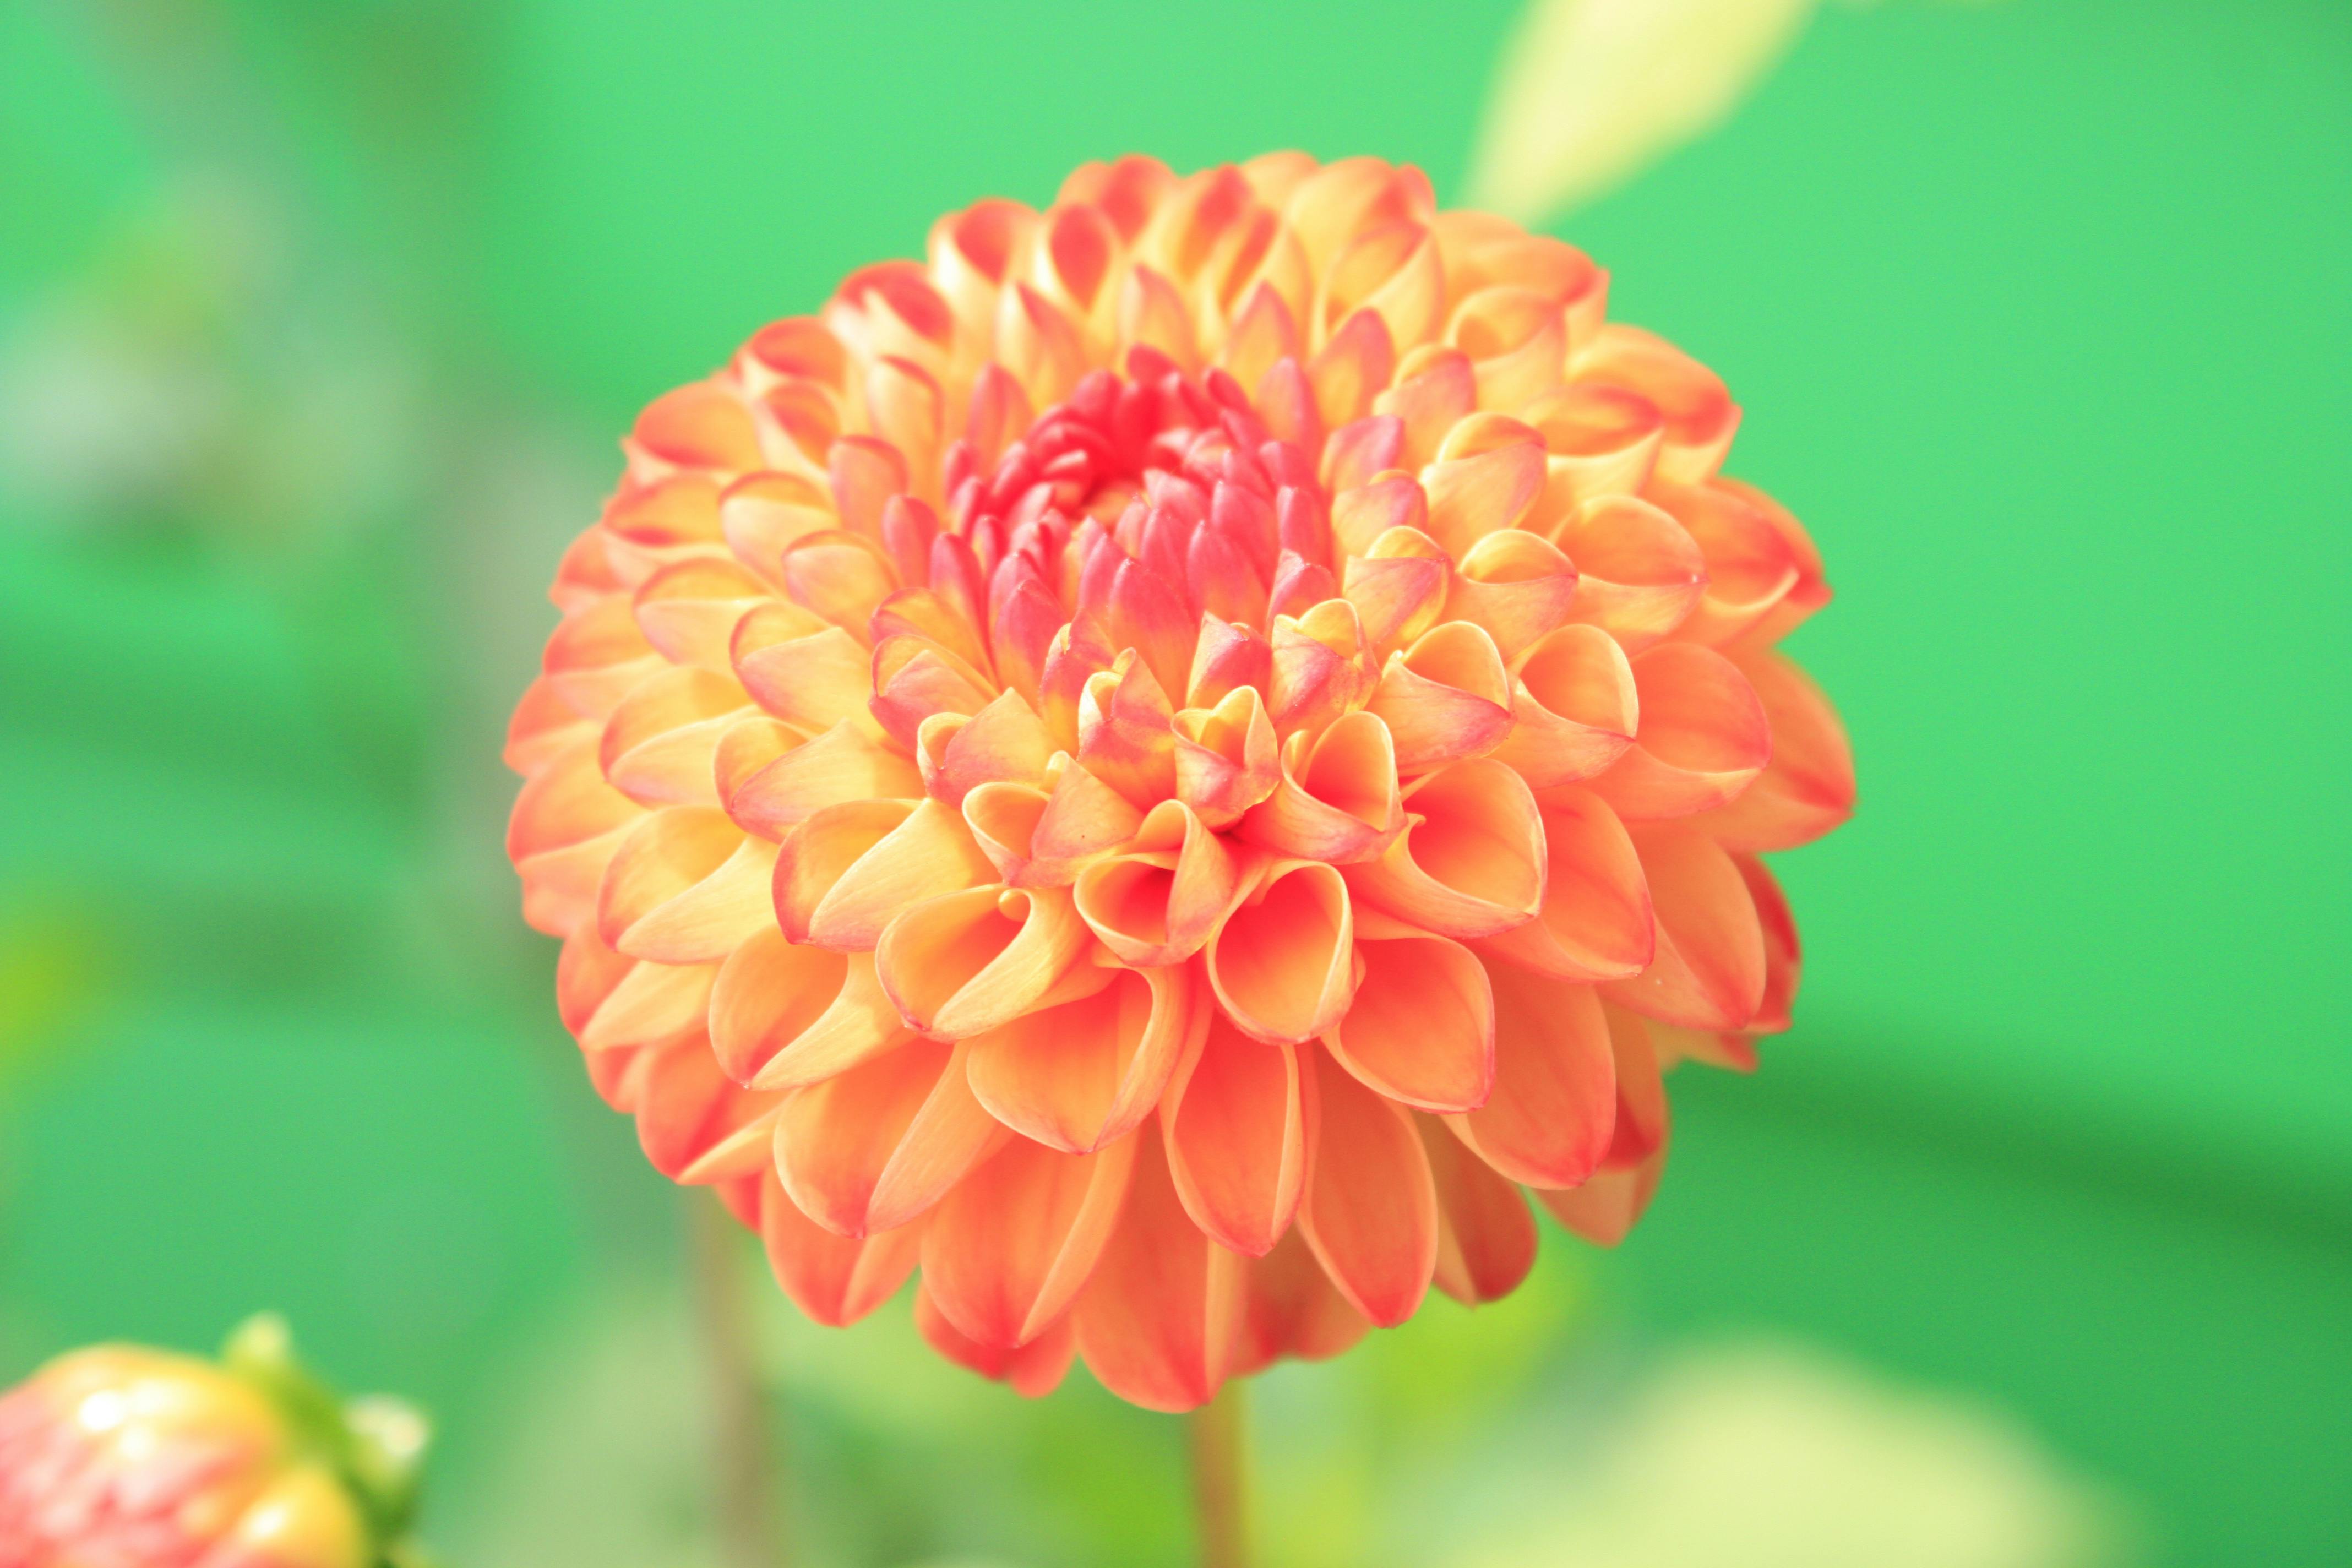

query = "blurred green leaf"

[{"left": 1467, "top": 0, "right": 1820, "bottom": 224}]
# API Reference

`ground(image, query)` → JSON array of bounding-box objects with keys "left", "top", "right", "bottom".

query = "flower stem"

[
  {"left": 687, "top": 1191, "right": 787, "bottom": 1568},
  {"left": 1187, "top": 1382, "right": 1251, "bottom": 1568}
]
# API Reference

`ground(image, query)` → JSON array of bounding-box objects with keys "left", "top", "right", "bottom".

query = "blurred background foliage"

[{"left": 1, "top": 1, "right": 2345, "bottom": 1564}]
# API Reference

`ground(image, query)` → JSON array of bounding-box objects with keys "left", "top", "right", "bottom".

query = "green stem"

[
  {"left": 1187, "top": 1382, "right": 1251, "bottom": 1568},
  {"left": 688, "top": 1191, "right": 787, "bottom": 1568}
]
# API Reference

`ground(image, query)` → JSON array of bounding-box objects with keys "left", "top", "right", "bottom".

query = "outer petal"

[
  {"left": 1602, "top": 825, "right": 1766, "bottom": 1032},
  {"left": 1163, "top": 1010, "right": 1306, "bottom": 1256},
  {"left": 1444, "top": 967, "right": 1614, "bottom": 1190},
  {"left": 1230, "top": 1228, "right": 1369, "bottom": 1378},
  {"left": 1419, "top": 1112, "right": 1538, "bottom": 1305},
  {"left": 921, "top": 1131, "right": 1140, "bottom": 1349},
  {"left": 1072, "top": 1123, "right": 1248, "bottom": 1413},
  {"left": 756, "top": 1168, "right": 922, "bottom": 1327},
  {"left": 1487, "top": 623, "right": 1636, "bottom": 789},
  {"left": 1296, "top": 1046, "right": 1438, "bottom": 1327},
  {"left": 773, "top": 1038, "right": 1008, "bottom": 1237},
  {"left": 1688, "top": 649, "right": 1855, "bottom": 852},
  {"left": 915, "top": 1286, "right": 1079, "bottom": 1398},
  {"left": 1588, "top": 641, "right": 1770, "bottom": 820},
  {"left": 1474, "top": 787, "right": 1653, "bottom": 982}
]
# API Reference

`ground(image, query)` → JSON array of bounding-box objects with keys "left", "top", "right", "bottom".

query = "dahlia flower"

[
  {"left": 505, "top": 153, "right": 1852, "bottom": 1412},
  {"left": 0, "top": 1318, "right": 428, "bottom": 1568}
]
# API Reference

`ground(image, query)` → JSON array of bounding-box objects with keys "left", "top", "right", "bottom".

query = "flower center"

[{"left": 941, "top": 348, "right": 1332, "bottom": 645}]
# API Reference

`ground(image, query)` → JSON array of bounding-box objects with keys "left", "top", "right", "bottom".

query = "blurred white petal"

[{"left": 1467, "top": 0, "right": 1821, "bottom": 225}]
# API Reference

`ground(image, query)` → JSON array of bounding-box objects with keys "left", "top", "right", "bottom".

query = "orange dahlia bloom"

[
  {"left": 505, "top": 154, "right": 1853, "bottom": 1412},
  {"left": 0, "top": 1322, "right": 423, "bottom": 1568}
]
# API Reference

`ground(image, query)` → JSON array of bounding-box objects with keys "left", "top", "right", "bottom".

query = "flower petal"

[
  {"left": 1602, "top": 825, "right": 1765, "bottom": 1031},
  {"left": 1487, "top": 623, "right": 1636, "bottom": 788},
  {"left": 1589, "top": 643, "right": 1769, "bottom": 820},
  {"left": 1297, "top": 1046, "right": 1438, "bottom": 1327},
  {"left": 1324, "top": 933, "right": 1495, "bottom": 1113},
  {"left": 915, "top": 1284, "right": 1079, "bottom": 1397},
  {"left": 1419, "top": 1112, "right": 1537, "bottom": 1305},
  {"left": 1474, "top": 786, "right": 1652, "bottom": 982},
  {"left": 1073, "top": 1123, "right": 1248, "bottom": 1413},
  {"left": 1444, "top": 966, "right": 1613, "bottom": 1189},
  {"left": 1206, "top": 859, "right": 1358, "bottom": 1042},
  {"left": 876, "top": 885, "right": 1090, "bottom": 1038},
  {"left": 1343, "top": 758, "right": 1545, "bottom": 938},
  {"left": 1163, "top": 1010, "right": 1306, "bottom": 1256},
  {"left": 967, "top": 964, "right": 1195, "bottom": 1153},
  {"left": 774, "top": 1038, "right": 1007, "bottom": 1237},
  {"left": 921, "top": 1130, "right": 1140, "bottom": 1348},
  {"left": 757, "top": 1168, "right": 922, "bottom": 1327}
]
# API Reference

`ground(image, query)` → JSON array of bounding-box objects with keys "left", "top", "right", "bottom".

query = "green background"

[{"left": 2, "top": 0, "right": 2345, "bottom": 1562}]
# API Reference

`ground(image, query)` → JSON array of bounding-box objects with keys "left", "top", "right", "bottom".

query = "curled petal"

[
  {"left": 1534, "top": 1005, "right": 1669, "bottom": 1244},
  {"left": 1602, "top": 826, "right": 1765, "bottom": 1032},
  {"left": 758, "top": 1168, "right": 923, "bottom": 1327},
  {"left": 922, "top": 1131, "right": 1140, "bottom": 1349},
  {"left": 1572, "top": 324, "right": 1738, "bottom": 484},
  {"left": 1590, "top": 643, "right": 1770, "bottom": 820},
  {"left": 510, "top": 738, "right": 645, "bottom": 935},
  {"left": 921, "top": 689, "right": 1054, "bottom": 807},
  {"left": 545, "top": 595, "right": 665, "bottom": 718},
  {"left": 1163, "top": 1010, "right": 1306, "bottom": 1256},
  {"left": 723, "top": 718, "right": 923, "bottom": 840},
  {"left": 1487, "top": 623, "right": 1636, "bottom": 788},
  {"left": 1231, "top": 1228, "right": 1370, "bottom": 1377},
  {"left": 1364, "top": 620, "right": 1515, "bottom": 775},
  {"left": 869, "top": 633, "right": 998, "bottom": 752},
  {"left": 1324, "top": 931, "right": 1495, "bottom": 1113},
  {"left": 1652, "top": 481, "right": 1800, "bottom": 647},
  {"left": 506, "top": 674, "right": 594, "bottom": 776},
  {"left": 599, "top": 666, "right": 752, "bottom": 807},
  {"left": 1689, "top": 650, "right": 1855, "bottom": 852},
  {"left": 1329, "top": 475, "right": 1428, "bottom": 557},
  {"left": 792, "top": 797, "right": 997, "bottom": 951},
  {"left": 784, "top": 530, "right": 897, "bottom": 638},
  {"left": 1297, "top": 1046, "right": 1438, "bottom": 1327},
  {"left": 1553, "top": 495, "right": 1707, "bottom": 651},
  {"left": 720, "top": 472, "right": 840, "bottom": 580},
  {"left": 1419, "top": 1112, "right": 1537, "bottom": 1305},
  {"left": 575, "top": 959, "right": 717, "bottom": 1054},
  {"left": 1374, "top": 345, "right": 1479, "bottom": 470},
  {"left": 1343, "top": 758, "right": 1545, "bottom": 938},
  {"left": 967, "top": 963, "right": 1193, "bottom": 1153},
  {"left": 600, "top": 808, "right": 776, "bottom": 963},
  {"left": 1444, "top": 528, "right": 1580, "bottom": 663},
  {"left": 1477, "top": 786, "right": 1653, "bottom": 982},
  {"left": 1308, "top": 308, "right": 1396, "bottom": 428},
  {"left": 1076, "top": 653, "right": 1179, "bottom": 808},
  {"left": 1185, "top": 616, "right": 1273, "bottom": 709},
  {"left": 1075, "top": 803, "right": 1250, "bottom": 967},
  {"left": 876, "top": 884, "right": 1090, "bottom": 1038},
  {"left": 1422, "top": 419, "right": 1546, "bottom": 557},
  {"left": 1735, "top": 852, "right": 1800, "bottom": 1036},
  {"left": 1206, "top": 859, "right": 1358, "bottom": 1042},
  {"left": 1031, "top": 758, "right": 1148, "bottom": 869},
  {"left": 632, "top": 557, "right": 775, "bottom": 672},
  {"left": 630, "top": 1036, "right": 767, "bottom": 1180},
  {"left": 1444, "top": 965, "right": 1613, "bottom": 1189},
  {"left": 1072, "top": 1122, "right": 1248, "bottom": 1413},
  {"left": 1450, "top": 285, "right": 1568, "bottom": 410},
  {"left": 1341, "top": 543, "right": 1449, "bottom": 655},
  {"left": 732, "top": 944, "right": 914, "bottom": 1093},
  {"left": 1172, "top": 685, "right": 1281, "bottom": 829},
  {"left": 916, "top": 1289, "right": 1079, "bottom": 1398},
  {"left": 1521, "top": 384, "right": 1663, "bottom": 535},
  {"left": 1235, "top": 710, "right": 1402, "bottom": 864},
  {"left": 733, "top": 612, "right": 885, "bottom": 738},
  {"left": 775, "top": 1037, "right": 1007, "bottom": 1237}
]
